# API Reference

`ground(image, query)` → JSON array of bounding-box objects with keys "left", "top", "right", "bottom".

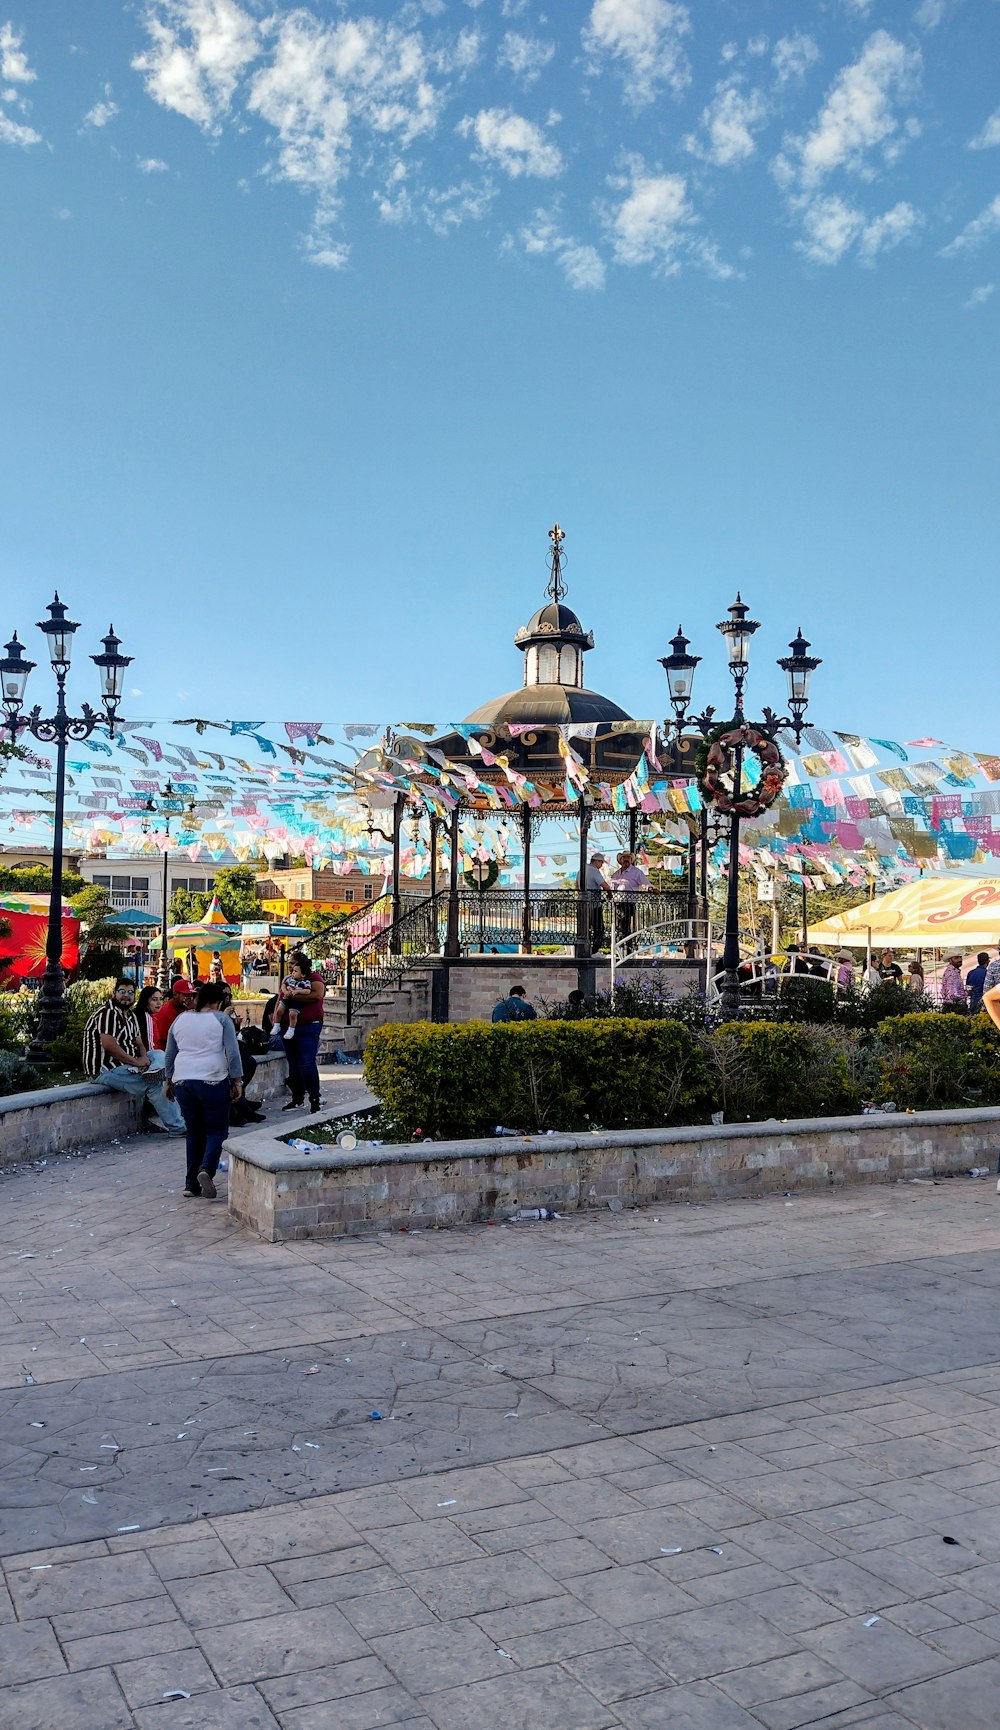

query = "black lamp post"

[
  {"left": 142, "top": 782, "right": 193, "bottom": 989},
  {"left": 660, "top": 600, "right": 820, "bottom": 1018},
  {"left": 0, "top": 600, "right": 131, "bottom": 1053}
]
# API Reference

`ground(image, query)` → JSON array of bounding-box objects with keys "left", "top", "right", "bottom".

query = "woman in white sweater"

[{"left": 164, "top": 981, "right": 244, "bottom": 1199}]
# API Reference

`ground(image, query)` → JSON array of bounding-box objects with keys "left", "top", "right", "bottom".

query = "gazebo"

[{"left": 367, "top": 527, "right": 694, "bottom": 964}]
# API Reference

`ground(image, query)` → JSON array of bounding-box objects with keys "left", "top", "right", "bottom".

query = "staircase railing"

[{"left": 345, "top": 894, "right": 444, "bottom": 1025}]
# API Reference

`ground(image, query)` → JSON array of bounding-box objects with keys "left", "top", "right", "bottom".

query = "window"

[
  {"left": 364, "top": 884, "right": 374, "bottom": 901},
  {"left": 99, "top": 873, "right": 150, "bottom": 903},
  {"left": 344, "top": 889, "right": 355, "bottom": 903}
]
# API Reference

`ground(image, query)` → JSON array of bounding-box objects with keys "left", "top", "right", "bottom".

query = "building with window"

[
  {"left": 76, "top": 855, "right": 227, "bottom": 918},
  {"left": 256, "top": 866, "right": 423, "bottom": 919}
]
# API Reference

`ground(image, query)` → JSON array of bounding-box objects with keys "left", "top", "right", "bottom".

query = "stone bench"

[
  {"left": 0, "top": 1052, "right": 289, "bottom": 1165},
  {"left": 227, "top": 1104, "right": 1000, "bottom": 1241}
]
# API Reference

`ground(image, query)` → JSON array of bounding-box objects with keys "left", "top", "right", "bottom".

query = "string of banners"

[{"left": 1, "top": 718, "right": 997, "bottom": 888}]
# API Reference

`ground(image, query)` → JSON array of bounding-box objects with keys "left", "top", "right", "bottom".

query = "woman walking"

[{"left": 163, "top": 981, "right": 244, "bottom": 1199}]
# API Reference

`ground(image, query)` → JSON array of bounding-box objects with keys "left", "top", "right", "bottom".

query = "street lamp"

[
  {"left": 660, "top": 602, "right": 820, "bottom": 1018},
  {"left": 0, "top": 598, "right": 131, "bottom": 1054},
  {"left": 142, "top": 782, "right": 192, "bottom": 989}
]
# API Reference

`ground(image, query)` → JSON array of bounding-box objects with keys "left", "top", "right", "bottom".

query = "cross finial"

[{"left": 546, "top": 523, "right": 567, "bottom": 602}]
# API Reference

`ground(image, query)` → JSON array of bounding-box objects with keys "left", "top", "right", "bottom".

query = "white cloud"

[
  {"left": 422, "top": 178, "right": 496, "bottom": 235},
  {"left": 497, "top": 31, "right": 554, "bottom": 85},
  {"left": 248, "top": 12, "right": 439, "bottom": 201},
  {"left": 458, "top": 106, "right": 562, "bottom": 178},
  {"left": 82, "top": 85, "right": 118, "bottom": 129},
  {"left": 686, "top": 81, "right": 768, "bottom": 167},
  {"left": 914, "top": 0, "right": 946, "bottom": 27},
  {"left": 0, "top": 22, "right": 34, "bottom": 83},
  {"left": 796, "top": 194, "right": 921, "bottom": 264},
  {"left": 137, "top": 155, "right": 169, "bottom": 172},
  {"left": 940, "top": 195, "right": 1000, "bottom": 258},
  {"left": 965, "top": 282, "right": 995, "bottom": 308},
  {"left": 583, "top": 0, "right": 691, "bottom": 107},
  {"left": 774, "top": 32, "right": 921, "bottom": 194},
  {"left": 604, "top": 160, "right": 733, "bottom": 277},
  {"left": 857, "top": 199, "right": 922, "bottom": 258},
  {"left": 772, "top": 33, "right": 820, "bottom": 87},
  {"left": 969, "top": 109, "right": 1000, "bottom": 151},
  {"left": 841, "top": 0, "right": 873, "bottom": 13},
  {"left": 0, "top": 21, "right": 40, "bottom": 145},
  {"left": 513, "top": 209, "right": 606, "bottom": 289},
  {"left": 0, "top": 108, "right": 39, "bottom": 146},
  {"left": 133, "top": 0, "right": 260, "bottom": 131}
]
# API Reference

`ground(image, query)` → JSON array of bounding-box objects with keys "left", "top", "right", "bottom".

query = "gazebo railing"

[{"left": 344, "top": 895, "right": 442, "bottom": 1024}]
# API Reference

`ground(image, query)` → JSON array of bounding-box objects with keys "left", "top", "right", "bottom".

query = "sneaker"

[
  {"left": 198, "top": 1170, "right": 217, "bottom": 1199},
  {"left": 281, "top": 1100, "right": 304, "bottom": 1112},
  {"left": 145, "top": 1120, "right": 168, "bottom": 1134},
  {"left": 309, "top": 1098, "right": 322, "bottom": 1113},
  {"left": 283, "top": 1026, "right": 295, "bottom": 1041},
  {"left": 996, "top": 1177, "right": 1000, "bottom": 1193},
  {"left": 183, "top": 1187, "right": 200, "bottom": 1199}
]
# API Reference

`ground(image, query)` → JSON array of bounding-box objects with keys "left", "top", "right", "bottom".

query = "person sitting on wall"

[
  {"left": 492, "top": 985, "right": 537, "bottom": 1023},
  {"left": 82, "top": 976, "right": 185, "bottom": 1134}
]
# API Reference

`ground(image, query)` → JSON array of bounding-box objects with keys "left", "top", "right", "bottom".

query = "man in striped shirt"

[{"left": 82, "top": 978, "right": 184, "bottom": 1133}]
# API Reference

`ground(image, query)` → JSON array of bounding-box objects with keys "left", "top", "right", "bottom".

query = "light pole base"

[{"left": 718, "top": 968, "right": 743, "bottom": 1019}]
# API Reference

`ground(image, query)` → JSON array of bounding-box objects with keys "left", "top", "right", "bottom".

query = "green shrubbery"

[
  {"left": 364, "top": 1019, "right": 715, "bottom": 1139},
  {"left": 0, "top": 1050, "right": 42, "bottom": 1096},
  {"left": 0, "top": 977, "right": 117, "bottom": 1079},
  {"left": 364, "top": 1009, "right": 1000, "bottom": 1138}
]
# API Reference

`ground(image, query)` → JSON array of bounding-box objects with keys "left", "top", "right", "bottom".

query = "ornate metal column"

[
  {"left": 0, "top": 604, "right": 131, "bottom": 1053},
  {"left": 575, "top": 799, "right": 592, "bottom": 960},
  {"left": 520, "top": 806, "right": 533, "bottom": 954},
  {"left": 445, "top": 804, "right": 461, "bottom": 958}
]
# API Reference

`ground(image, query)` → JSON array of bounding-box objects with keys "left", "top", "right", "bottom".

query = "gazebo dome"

[{"left": 464, "top": 524, "right": 632, "bottom": 728}]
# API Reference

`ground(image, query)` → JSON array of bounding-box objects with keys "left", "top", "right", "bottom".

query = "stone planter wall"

[
  {"left": 0, "top": 1051, "right": 289, "bottom": 1165},
  {"left": 227, "top": 1104, "right": 1000, "bottom": 1242}
]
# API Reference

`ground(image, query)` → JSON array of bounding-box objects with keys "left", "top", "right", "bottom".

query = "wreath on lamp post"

[
  {"left": 463, "top": 860, "right": 500, "bottom": 891},
  {"left": 695, "top": 722, "right": 785, "bottom": 819}
]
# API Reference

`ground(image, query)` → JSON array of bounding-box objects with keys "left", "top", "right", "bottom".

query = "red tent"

[{"left": 0, "top": 893, "right": 80, "bottom": 985}]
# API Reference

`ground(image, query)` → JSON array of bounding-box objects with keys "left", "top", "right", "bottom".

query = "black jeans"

[
  {"left": 286, "top": 1022, "right": 322, "bottom": 1106},
  {"left": 175, "top": 1078, "right": 231, "bottom": 1188}
]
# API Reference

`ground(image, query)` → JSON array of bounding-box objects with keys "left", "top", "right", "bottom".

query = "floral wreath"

[
  {"left": 696, "top": 723, "right": 785, "bottom": 819},
  {"left": 463, "top": 859, "right": 500, "bottom": 891}
]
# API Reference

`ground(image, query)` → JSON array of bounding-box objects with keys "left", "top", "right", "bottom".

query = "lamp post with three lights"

[
  {"left": 660, "top": 599, "right": 820, "bottom": 1017},
  {"left": 0, "top": 598, "right": 131, "bottom": 1054}
]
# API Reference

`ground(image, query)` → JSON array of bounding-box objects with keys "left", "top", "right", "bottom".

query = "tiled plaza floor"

[{"left": 2, "top": 1115, "right": 1000, "bottom": 1727}]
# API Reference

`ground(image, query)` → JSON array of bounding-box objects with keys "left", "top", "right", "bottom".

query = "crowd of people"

[{"left": 81, "top": 949, "right": 327, "bottom": 1199}]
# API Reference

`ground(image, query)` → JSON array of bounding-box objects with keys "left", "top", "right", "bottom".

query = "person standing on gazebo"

[
  {"left": 611, "top": 850, "right": 648, "bottom": 944},
  {"left": 585, "top": 852, "right": 610, "bottom": 952}
]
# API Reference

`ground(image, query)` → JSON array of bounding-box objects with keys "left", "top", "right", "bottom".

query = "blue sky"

[{"left": 0, "top": 0, "right": 998, "bottom": 745}]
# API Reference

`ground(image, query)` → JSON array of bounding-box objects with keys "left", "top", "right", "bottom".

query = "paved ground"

[{"left": 2, "top": 1102, "right": 1000, "bottom": 1728}]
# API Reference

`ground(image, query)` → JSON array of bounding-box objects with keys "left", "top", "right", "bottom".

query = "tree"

[
  {"left": 296, "top": 906, "right": 348, "bottom": 960},
  {"left": 168, "top": 864, "right": 263, "bottom": 927},
  {"left": 0, "top": 864, "right": 90, "bottom": 898}
]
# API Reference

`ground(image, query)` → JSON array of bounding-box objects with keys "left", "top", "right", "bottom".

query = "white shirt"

[{"left": 165, "top": 1010, "right": 241, "bottom": 1084}]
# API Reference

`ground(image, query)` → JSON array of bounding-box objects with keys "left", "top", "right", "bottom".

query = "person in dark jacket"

[{"left": 492, "top": 985, "right": 537, "bottom": 1023}]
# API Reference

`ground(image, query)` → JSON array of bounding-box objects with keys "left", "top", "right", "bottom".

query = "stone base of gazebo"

[{"left": 321, "top": 954, "right": 704, "bottom": 1058}]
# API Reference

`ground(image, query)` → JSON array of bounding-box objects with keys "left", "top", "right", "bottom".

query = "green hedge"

[
  {"left": 364, "top": 1010, "right": 1000, "bottom": 1138},
  {"left": 363, "top": 1019, "right": 715, "bottom": 1139}
]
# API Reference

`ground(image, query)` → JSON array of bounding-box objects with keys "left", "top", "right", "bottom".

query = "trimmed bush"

[
  {"left": 0, "top": 1050, "right": 41, "bottom": 1096},
  {"left": 706, "top": 1021, "right": 863, "bottom": 1121},
  {"left": 876, "top": 1012, "right": 974, "bottom": 1109},
  {"left": 363, "top": 1018, "right": 714, "bottom": 1139}
]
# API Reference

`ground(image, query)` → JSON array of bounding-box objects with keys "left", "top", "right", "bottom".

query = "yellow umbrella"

[{"left": 809, "top": 875, "right": 1000, "bottom": 948}]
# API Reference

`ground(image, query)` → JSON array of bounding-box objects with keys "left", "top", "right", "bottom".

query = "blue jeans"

[
  {"left": 286, "top": 1022, "right": 321, "bottom": 1106},
  {"left": 175, "top": 1078, "right": 231, "bottom": 1188},
  {"left": 99, "top": 1063, "right": 185, "bottom": 1132}
]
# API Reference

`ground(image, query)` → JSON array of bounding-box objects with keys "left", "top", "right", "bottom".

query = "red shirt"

[{"left": 153, "top": 995, "right": 187, "bottom": 1050}]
